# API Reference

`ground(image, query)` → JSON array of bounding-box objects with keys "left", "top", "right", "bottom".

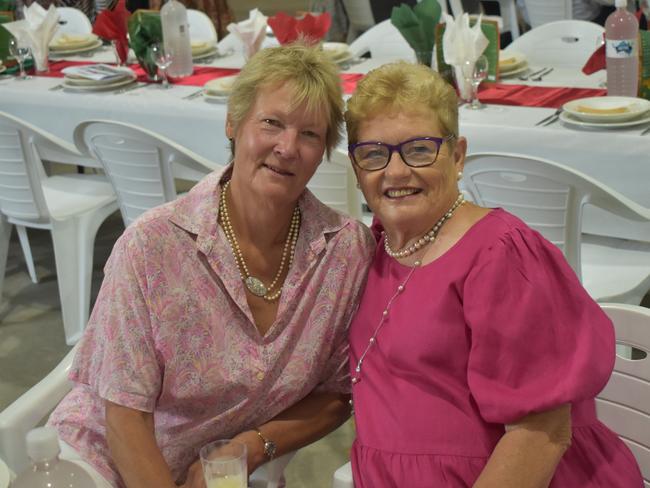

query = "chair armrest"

[{"left": 0, "top": 346, "right": 77, "bottom": 474}]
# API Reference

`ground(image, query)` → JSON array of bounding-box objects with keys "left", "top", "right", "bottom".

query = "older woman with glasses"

[{"left": 345, "top": 62, "right": 643, "bottom": 487}]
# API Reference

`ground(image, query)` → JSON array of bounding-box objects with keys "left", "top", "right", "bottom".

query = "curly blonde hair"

[{"left": 345, "top": 62, "right": 459, "bottom": 144}]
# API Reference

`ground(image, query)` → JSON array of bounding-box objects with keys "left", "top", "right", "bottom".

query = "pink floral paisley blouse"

[{"left": 48, "top": 167, "right": 374, "bottom": 487}]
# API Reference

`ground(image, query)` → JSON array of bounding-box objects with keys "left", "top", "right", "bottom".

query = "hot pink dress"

[{"left": 349, "top": 209, "right": 643, "bottom": 487}]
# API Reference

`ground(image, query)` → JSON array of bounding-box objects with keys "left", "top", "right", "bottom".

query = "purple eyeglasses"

[{"left": 348, "top": 135, "right": 455, "bottom": 171}]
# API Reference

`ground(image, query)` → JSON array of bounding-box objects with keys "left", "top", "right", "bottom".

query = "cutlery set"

[
  {"left": 519, "top": 67, "right": 553, "bottom": 81},
  {"left": 182, "top": 89, "right": 204, "bottom": 100},
  {"left": 535, "top": 108, "right": 562, "bottom": 126}
]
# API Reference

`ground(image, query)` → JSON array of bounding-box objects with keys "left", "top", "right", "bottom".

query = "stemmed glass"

[
  {"left": 462, "top": 54, "right": 488, "bottom": 110},
  {"left": 8, "top": 37, "right": 32, "bottom": 80},
  {"left": 150, "top": 43, "right": 172, "bottom": 89}
]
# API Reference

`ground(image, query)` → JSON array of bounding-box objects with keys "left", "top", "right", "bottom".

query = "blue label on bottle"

[{"left": 606, "top": 38, "right": 637, "bottom": 58}]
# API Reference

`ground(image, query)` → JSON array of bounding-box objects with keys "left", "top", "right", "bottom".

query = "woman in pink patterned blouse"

[{"left": 48, "top": 43, "right": 374, "bottom": 488}]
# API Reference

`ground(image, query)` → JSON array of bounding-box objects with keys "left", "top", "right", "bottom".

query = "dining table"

[
  {"left": 0, "top": 455, "right": 11, "bottom": 488},
  {"left": 1, "top": 42, "right": 649, "bottom": 242}
]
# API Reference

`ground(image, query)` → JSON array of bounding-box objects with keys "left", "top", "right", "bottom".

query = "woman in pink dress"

[{"left": 345, "top": 61, "right": 643, "bottom": 487}]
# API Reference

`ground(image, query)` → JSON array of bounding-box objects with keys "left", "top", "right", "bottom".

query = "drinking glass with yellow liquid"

[{"left": 200, "top": 439, "right": 247, "bottom": 488}]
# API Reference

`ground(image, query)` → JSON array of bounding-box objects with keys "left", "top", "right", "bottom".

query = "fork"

[
  {"left": 641, "top": 126, "right": 650, "bottom": 136},
  {"left": 531, "top": 67, "right": 554, "bottom": 82},
  {"left": 535, "top": 108, "right": 562, "bottom": 126},
  {"left": 518, "top": 67, "right": 548, "bottom": 81}
]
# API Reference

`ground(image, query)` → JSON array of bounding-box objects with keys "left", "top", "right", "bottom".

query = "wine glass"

[
  {"left": 462, "top": 54, "right": 488, "bottom": 110},
  {"left": 8, "top": 37, "right": 32, "bottom": 80},
  {"left": 150, "top": 43, "right": 172, "bottom": 89}
]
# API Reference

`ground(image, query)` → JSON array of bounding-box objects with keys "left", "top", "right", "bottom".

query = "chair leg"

[
  {"left": 15, "top": 225, "right": 38, "bottom": 284},
  {"left": 50, "top": 204, "right": 115, "bottom": 345},
  {"left": 0, "top": 215, "right": 12, "bottom": 300}
]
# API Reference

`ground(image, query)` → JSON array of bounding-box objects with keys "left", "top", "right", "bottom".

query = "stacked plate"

[
  {"left": 192, "top": 39, "right": 218, "bottom": 60},
  {"left": 61, "top": 64, "right": 137, "bottom": 92},
  {"left": 560, "top": 96, "right": 650, "bottom": 129},
  {"left": 203, "top": 74, "right": 237, "bottom": 102},
  {"left": 49, "top": 33, "right": 102, "bottom": 55},
  {"left": 498, "top": 50, "right": 528, "bottom": 78},
  {"left": 322, "top": 42, "right": 353, "bottom": 65}
]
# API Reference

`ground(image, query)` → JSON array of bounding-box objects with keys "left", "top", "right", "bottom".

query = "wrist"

[{"left": 233, "top": 430, "right": 266, "bottom": 473}]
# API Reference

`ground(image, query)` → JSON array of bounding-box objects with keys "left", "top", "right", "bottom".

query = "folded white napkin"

[
  {"left": 225, "top": 8, "right": 268, "bottom": 60},
  {"left": 442, "top": 12, "right": 489, "bottom": 100},
  {"left": 3, "top": 4, "right": 59, "bottom": 71}
]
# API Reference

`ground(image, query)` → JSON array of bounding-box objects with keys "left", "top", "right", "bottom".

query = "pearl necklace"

[
  {"left": 352, "top": 194, "right": 464, "bottom": 385},
  {"left": 384, "top": 193, "right": 465, "bottom": 259},
  {"left": 219, "top": 180, "right": 300, "bottom": 301}
]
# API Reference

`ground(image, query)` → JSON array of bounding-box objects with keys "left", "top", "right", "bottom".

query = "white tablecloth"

[{"left": 1, "top": 50, "right": 649, "bottom": 240}]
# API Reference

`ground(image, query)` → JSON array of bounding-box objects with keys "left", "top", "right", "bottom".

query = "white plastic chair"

[
  {"left": 597, "top": 303, "right": 650, "bottom": 487},
  {"left": 342, "top": 0, "right": 375, "bottom": 43},
  {"left": 504, "top": 19, "right": 603, "bottom": 69},
  {"left": 348, "top": 19, "right": 415, "bottom": 61},
  {"left": 0, "top": 345, "right": 297, "bottom": 485},
  {"left": 74, "top": 120, "right": 220, "bottom": 227},
  {"left": 308, "top": 154, "right": 361, "bottom": 218},
  {"left": 55, "top": 7, "right": 92, "bottom": 35},
  {"left": 522, "top": 0, "right": 572, "bottom": 28},
  {"left": 0, "top": 111, "right": 118, "bottom": 345},
  {"left": 462, "top": 152, "right": 650, "bottom": 304},
  {"left": 187, "top": 8, "right": 218, "bottom": 44}
]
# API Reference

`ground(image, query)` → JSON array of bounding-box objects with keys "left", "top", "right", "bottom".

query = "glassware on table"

[
  {"left": 462, "top": 54, "right": 488, "bottom": 110},
  {"left": 200, "top": 439, "right": 247, "bottom": 488},
  {"left": 150, "top": 42, "right": 173, "bottom": 89},
  {"left": 8, "top": 37, "right": 32, "bottom": 80}
]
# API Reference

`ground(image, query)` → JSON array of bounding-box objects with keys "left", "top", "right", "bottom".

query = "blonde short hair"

[
  {"left": 345, "top": 62, "right": 459, "bottom": 144},
  {"left": 227, "top": 41, "right": 344, "bottom": 158}
]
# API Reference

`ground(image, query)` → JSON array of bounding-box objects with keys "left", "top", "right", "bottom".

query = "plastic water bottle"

[
  {"left": 605, "top": 0, "right": 639, "bottom": 97},
  {"left": 12, "top": 427, "right": 96, "bottom": 488},
  {"left": 161, "top": 0, "right": 193, "bottom": 78}
]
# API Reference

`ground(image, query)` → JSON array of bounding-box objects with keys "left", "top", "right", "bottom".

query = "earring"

[
  {"left": 457, "top": 171, "right": 463, "bottom": 180},
  {"left": 356, "top": 181, "right": 361, "bottom": 189}
]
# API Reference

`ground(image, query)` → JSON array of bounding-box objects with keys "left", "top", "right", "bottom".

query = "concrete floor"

[{"left": 0, "top": 209, "right": 353, "bottom": 487}]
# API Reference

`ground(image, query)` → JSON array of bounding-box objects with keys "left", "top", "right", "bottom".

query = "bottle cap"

[
  {"left": 615, "top": 0, "right": 627, "bottom": 7},
  {"left": 26, "top": 427, "right": 60, "bottom": 462}
]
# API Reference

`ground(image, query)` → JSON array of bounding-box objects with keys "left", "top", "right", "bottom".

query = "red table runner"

[
  {"left": 477, "top": 82, "right": 606, "bottom": 108},
  {"left": 38, "top": 61, "right": 364, "bottom": 94}
]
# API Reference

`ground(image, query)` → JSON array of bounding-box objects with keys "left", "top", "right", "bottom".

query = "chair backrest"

[
  {"left": 55, "top": 7, "right": 92, "bottom": 35},
  {"left": 348, "top": 19, "right": 414, "bottom": 60},
  {"left": 307, "top": 161, "right": 352, "bottom": 216},
  {"left": 462, "top": 153, "right": 650, "bottom": 281},
  {"left": 74, "top": 120, "right": 217, "bottom": 227},
  {"left": 597, "top": 303, "right": 650, "bottom": 486},
  {"left": 0, "top": 111, "right": 57, "bottom": 225},
  {"left": 187, "top": 8, "right": 218, "bottom": 43},
  {"left": 342, "top": 0, "right": 375, "bottom": 33},
  {"left": 505, "top": 20, "right": 603, "bottom": 68},
  {"left": 522, "top": 0, "right": 572, "bottom": 27}
]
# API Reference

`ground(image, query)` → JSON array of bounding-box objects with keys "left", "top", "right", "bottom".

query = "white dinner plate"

[
  {"left": 63, "top": 76, "right": 136, "bottom": 92},
  {"left": 563, "top": 96, "right": 650, "bottom": 123},
  {"left": 50, "top": 33, "right": 99, "bottom": 51},
  {"left": 0, "top": 457, "right": 10, "bottom": 488},
  {"left": 193, "top": 47, "right": 220, "bottom": 61},
  {"left": 500, "top": 62, "right": 529, "bottom": 78},
  {"left": 191, "top": 40, "right": 217, "bottom": 56},
  {"left": 559, "top": 110, "right": 650, "bottom": 129},
  {"left": 49, "top": 39, "right": 103, "bottom": 55},
  {"left": 204, "top": 74, "right": 237, "bottom": 95},
  {"left": 203, "top": 92, "right": 229, "bottom": 103},
  {"left": 499, "top": 50, "right": 526, "bottom": 71}
]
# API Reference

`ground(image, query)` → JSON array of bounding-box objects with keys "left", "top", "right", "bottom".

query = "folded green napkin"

[
  {"left": 127, "top": 9, "right": 162, "bottom": 78},
  {"left": 390, "top": 0, "right": 442, "bottom": 66},
  {"left": 0, "top": 0, "right": 15, "bottom": 12},
  {"left": 0, "top": 12, "right": 13, "bottom": 64},
  {"left": 640, "top": 30, "right": 650, "bottom": 101}
]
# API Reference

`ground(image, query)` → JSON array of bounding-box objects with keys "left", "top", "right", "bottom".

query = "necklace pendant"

[{"left": 245, "top": 276, "right": 268, "bottom": 297}]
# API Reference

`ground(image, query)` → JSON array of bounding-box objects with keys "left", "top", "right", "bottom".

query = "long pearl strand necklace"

[
  {"left": 219, "top": 180, "right": 300, "bottom": 301},
  {"left": 352, "top": 194, "right": 465, "bottom": 385},
  {"left": 384, "top": 193, "right": 465, "bottom": 259}
]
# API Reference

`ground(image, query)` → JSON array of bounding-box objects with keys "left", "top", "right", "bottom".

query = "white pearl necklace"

[
  {"left": 384, "top": 193, "right": 465, "bottom": 259},
  {"left": 219, "top": 180, "right": 300, "bottom": 302},
  {"left": 352, "top": 194, "right": 465, "bottom": 386},
  {"left": 351, "top": 261, "right": 420, "bottom": 386}
]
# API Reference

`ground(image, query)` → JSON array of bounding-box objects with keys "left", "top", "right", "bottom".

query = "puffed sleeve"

[
  {"left": 69, "top": 226, "right": 162, "bottom": 412},
  {"left": 463, "top": 225, "right": 615, "bottom": 425}
]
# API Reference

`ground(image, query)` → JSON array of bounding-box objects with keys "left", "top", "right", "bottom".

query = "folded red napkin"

[
  {"left": 582, "top": 42, "right": 605, "bottom": 75},
  {"left": 92, "top": 0, "right": 130, "bottom": 63},
  {"left": 478, "top": 83, "right": 606, "bottom": 108},
  {"left": 267, "top": 11, "right": 331, "bottom": 45}
]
